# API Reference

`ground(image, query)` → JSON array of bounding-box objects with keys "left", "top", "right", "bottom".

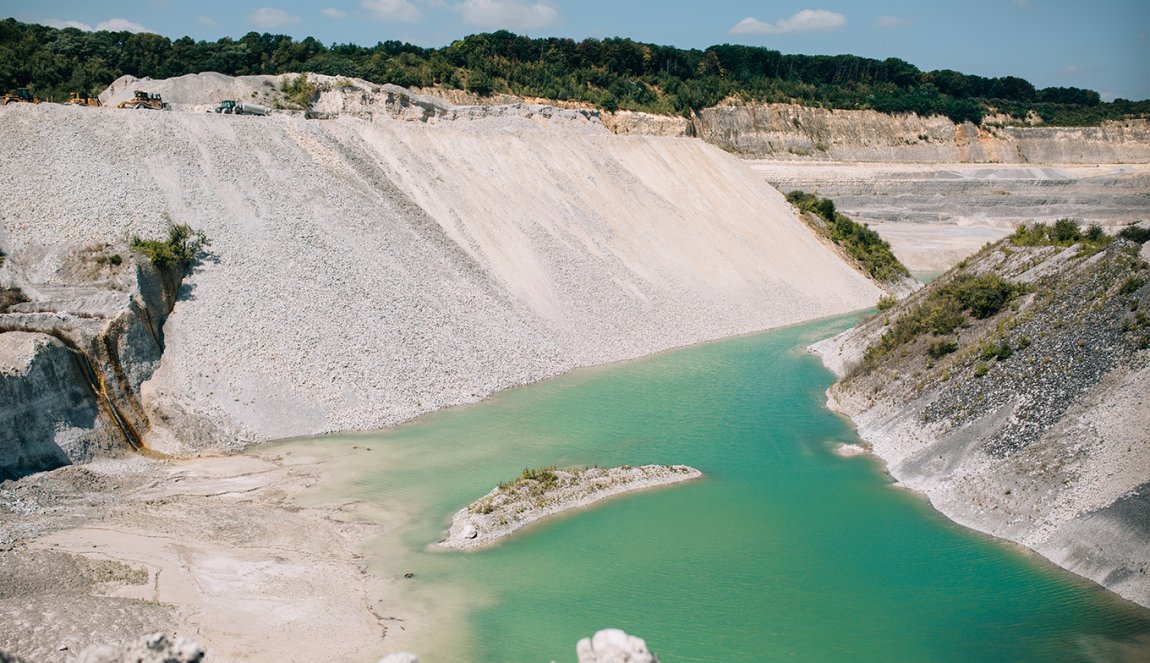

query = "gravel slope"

[{"left": 1, "top": 97, "right": 880, "bottom": 453}]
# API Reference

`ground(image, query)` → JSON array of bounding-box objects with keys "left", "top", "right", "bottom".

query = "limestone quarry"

[
  {"left": 2, "top": 71, "right": 1149, "bottom": 660},
  {"left": 3, "top": 73, "right": 882, "bottom": 464}
]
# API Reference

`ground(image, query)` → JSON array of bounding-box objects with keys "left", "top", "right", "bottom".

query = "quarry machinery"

[
  {"left": 209, "top": 99, "right": 268, "bottom": 116},
  {"left": 67, "top": 92, "right": 102, "bottom": 107},
  {"left": 2, "top": 88, "right": 41, "bottom": 105},
  {"left": 118, "top": 90, "right": 170, "bottom": 110}
]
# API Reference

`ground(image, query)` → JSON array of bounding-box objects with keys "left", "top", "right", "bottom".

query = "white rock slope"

[{"left": 1, "top": 86, "right": 880, "bottom": 453}]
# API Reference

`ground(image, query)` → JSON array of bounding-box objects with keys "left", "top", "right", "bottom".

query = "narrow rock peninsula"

[{"left": 438, "top": 464, "right": 702, "bottom": 550}]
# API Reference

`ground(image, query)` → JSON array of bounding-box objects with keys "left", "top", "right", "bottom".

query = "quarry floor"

[
  {"left": 0, "top": 452, "right": 400, "bottom": 663},
  {"left": 751, "top": 160, "right": 1150, "bottom": 271}
]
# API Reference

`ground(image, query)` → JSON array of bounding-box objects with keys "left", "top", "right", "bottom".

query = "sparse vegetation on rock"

[
  {"left": 813, "top": 235, "right": 1150, "bottom": 607},
  {"left": 786, "top": 190, "right": 910, "bottom": 282},
  {"left": 1009, "top": 218, "right": 1112, "bottom": 254},
  {"left": 130, "top": 219, "right": 209, "bottom": 272},
  {"left": 442, "top": 464, "right": 701, "bottom": 550},
  {"left": 860, "top": 271, "right": 1023, "bottom": 369}
]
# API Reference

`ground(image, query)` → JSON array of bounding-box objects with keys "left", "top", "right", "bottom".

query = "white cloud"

[
  {"left": 361, "top": 0, "right": 423, "bottom": 22},
  {"left": 874, "top": 15, "right": 912, "bottom": 29},
  {"left": 44, "top": 17, "right": 155, "bottom": 33},
  {"left": 248, "top": 7, "right": 302, "bottom": 29},
  {"left": 458, "top": 0, "right": 560, "bottom": 29},
  {"left": 322, "top": 8, "right": 349, "bottom": 19},
  {"left": 45, "top": 19, "right": 94, "bottom": 30},
  {"left": 197, "top": 15, "right": 218, "bottom": 27},
  {"left": 730, "top": 9, "right": 847, "bottom": 35}
]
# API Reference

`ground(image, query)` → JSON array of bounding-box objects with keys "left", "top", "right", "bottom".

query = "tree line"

[{"left": 2, "top": 18, "right": 1146, "bottom": 125}]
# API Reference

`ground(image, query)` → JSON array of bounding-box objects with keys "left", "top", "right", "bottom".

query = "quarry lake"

[{"left": 269, "top": 314, "right": 1150, "bottom": 662}]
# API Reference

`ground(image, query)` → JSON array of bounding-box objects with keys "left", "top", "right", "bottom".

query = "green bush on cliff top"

[{"left": 131, "top": 219, "right": 210, "bottom": 271}]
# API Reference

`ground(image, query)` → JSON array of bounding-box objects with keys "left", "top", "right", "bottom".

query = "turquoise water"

[{"left": 273, "top": 314, "right": 1150, "bottom": 662}]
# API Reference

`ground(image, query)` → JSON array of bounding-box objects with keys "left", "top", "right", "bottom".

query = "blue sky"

[{"left": 5, "top": 1, "right": 1148, "bottom": 100}]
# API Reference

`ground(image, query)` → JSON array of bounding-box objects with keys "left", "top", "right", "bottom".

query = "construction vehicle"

[
  {"left": 2, "top": 88, "right": 41, "bottom": 105},
  {"left": 67, "top": 92, "right": 102, "bottom": 107},
  {"left": 117, "top": 90, "right": 170, "bottom": 110},
  {"left": 209, "top": 99, "right": 267, "bottom": 116}
]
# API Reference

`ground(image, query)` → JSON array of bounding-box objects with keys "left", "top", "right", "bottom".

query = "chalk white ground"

[{"left": 1, "top": 88, "right": 880, "bottom": 454}]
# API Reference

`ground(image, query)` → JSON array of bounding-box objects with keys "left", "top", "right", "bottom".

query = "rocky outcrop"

[
  {"left": 577, "top": 629, "right": 658, "bottom": 663},
  {"left": 0, "top": 243, "right": 178, "bottom": 478},
  {"left": 812, "top": 235, "right": 1150, "bottom": 607},
  {"left": 77, "top": 633, "right": 203, "bottom": 663}
]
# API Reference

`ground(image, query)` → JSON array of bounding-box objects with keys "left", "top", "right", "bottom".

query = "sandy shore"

[
  {"left": 0, "top": 451, "right": 407, "bottom": 663},
  {"left": 437, "top": 464, "right": 702, "bottom": 551}
]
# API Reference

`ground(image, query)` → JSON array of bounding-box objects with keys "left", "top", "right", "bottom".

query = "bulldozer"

[
  {"left": 2, "top": 88, "right": 41, "bottom": 105},
  {"left": 67, "top": 92, "right": 102, "bottom": 107},
  {"left": 117, "top": 90, "right": 170, "bottom": 110}
]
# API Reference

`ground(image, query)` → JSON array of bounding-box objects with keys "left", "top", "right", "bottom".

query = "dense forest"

[{"left": 2, "top": 18, "right": 1147, "bottom": 125}]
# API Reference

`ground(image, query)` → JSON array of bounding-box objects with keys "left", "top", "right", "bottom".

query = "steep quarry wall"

[
  {"left": 0, "top": 332, "right": 98, "bottom": 479},
  {"left": 0, "top": 81, "right": 881, "bottom": 459},
  {"left": 0, "top": 240, "right": 177, "bottom": 478},
  {"left": 812, "top": 238, "right": 1150, "bottom": 607},
  {"left": 592, "top": 101, "right": 1150, "bottom": 165},
  {"left": 694, "top": 104, "right": 1150, "bottom": 163}
]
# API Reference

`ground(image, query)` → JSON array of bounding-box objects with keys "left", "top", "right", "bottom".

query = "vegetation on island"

[
  {"left": 1, "top": 18, "right": 1146, "bottom": 125},
  {"left": 130, "top": 219, "right": 210, "bottom": 272},
  {"left": 786, "top": 191, "right": 909, "bottom": 282}
]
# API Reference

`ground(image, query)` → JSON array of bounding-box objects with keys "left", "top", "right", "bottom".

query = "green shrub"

[
  {"left": 876, "top": 295, "right": 897, "bottom": 312},
  {"left": 785, "top": 191, "right": 909, "bottom": 282},
  {"left": 520, "top": 466, "right": 558, "bottom": 486},
  {"left": 1051, "top": 218, "right": 1082, "bottom": 243},
  {"left": 1118, "top": 226, "right": 1150, "bottom": 244},
  {"left": 131, "top": 220, "right": 210, "bottom": 271},
  {"left": 927, "top": 340, "right": 958, "bottom": 358},
  {"left": 974, "top": 362, "right": 989, "bottom": 377},
  {"left": 949, "top": 273, "right": 1018, "bottom": 319},
  {"left": 280, "top": 73, "right": 318, "bottom": 109},
  {"left": 1010, "top": 219, "right": 1111, "bottom": 253},
  {"left": 862, "top": 272, "right": 1023, "bottom": 368},
  {"left": 1120, "top": 277, "right": 1145, "bottom": 296},
  {"left": 979, "top": 340, "right": 1013, "bottom": 361}
]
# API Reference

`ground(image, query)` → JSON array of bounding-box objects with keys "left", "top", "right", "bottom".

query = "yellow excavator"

[
  {"left": 117, "top": 90, "right": 170, "bottom": 110},
  {"left": 2, "top": 88, "right": 41, "bottom": 105},
  {"left": 67, "top": 92, "right": 102, "bottom": 107}
]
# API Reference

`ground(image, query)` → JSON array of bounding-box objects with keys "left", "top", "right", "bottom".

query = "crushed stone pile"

[{"left": 1, "top": 81, "right": 880, "bottom": 454}]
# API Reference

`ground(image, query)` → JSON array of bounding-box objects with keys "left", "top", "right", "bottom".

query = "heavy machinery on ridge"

[
  {"left": 117, "top": 90, "right": 169, "bottom": 110},
  {"left": 2, "top": 88, "right": 41, "bottom": 105},
  {"left": 209, "top": 99, "right": 267, "bottom": 116},
  {"left": 67, "top": 92, "right": 101, "bottom": 107}
]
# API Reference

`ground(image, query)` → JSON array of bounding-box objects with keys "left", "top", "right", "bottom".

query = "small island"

[{"left": 437, "top": 464, "right": 703, "bottom": 550}]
